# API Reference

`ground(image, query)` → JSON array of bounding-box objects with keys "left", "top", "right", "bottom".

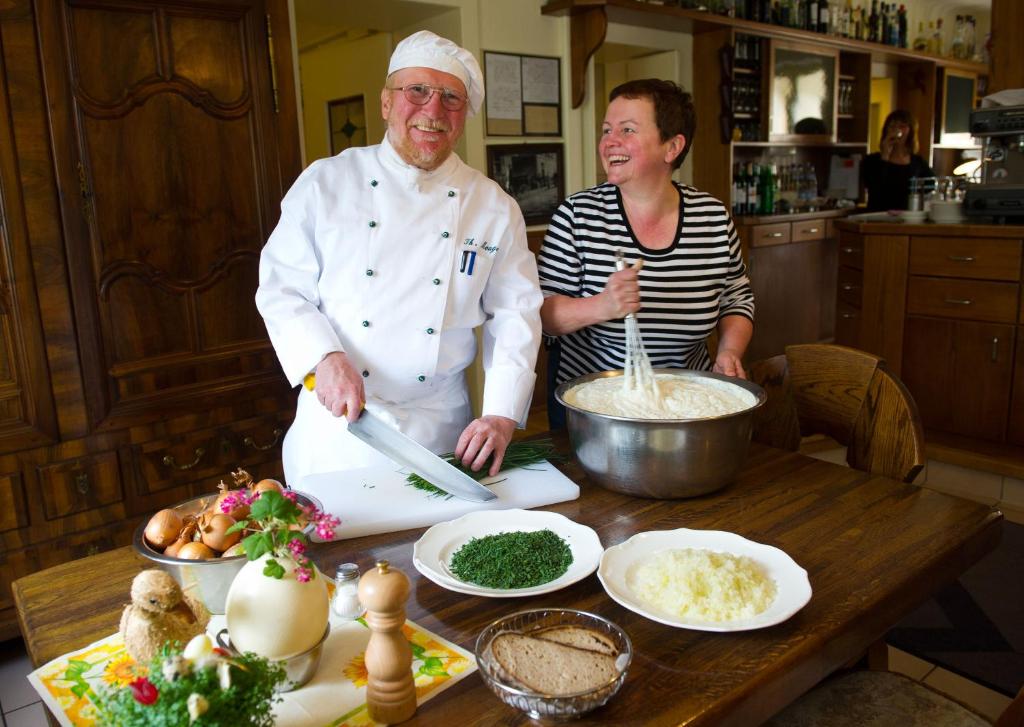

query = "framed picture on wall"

[
  {"left": 486, "top": 143, "right": 564, "bottom": 226},
  {"left": 484, "top": 52, "right": 561, "bottom": 137}
]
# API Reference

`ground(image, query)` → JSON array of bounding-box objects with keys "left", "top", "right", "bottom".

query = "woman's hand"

[
  {"left": 314, "top": 352, "right": 365, "bottom": 422},
  {"left": 713, "top": 348, "right": 747, "bottom": 380},
  {"left": 880, "top": 123, "right": 910, "bottom": 162},
  {"left": 598, "top": 266, "right": 641, "bottom": 320}
]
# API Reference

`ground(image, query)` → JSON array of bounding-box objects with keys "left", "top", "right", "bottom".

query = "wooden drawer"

[
  {"left": 38, "top": 451, "right": 123, "bottom": 522},
  {"left": 837, "top": 235, "right": 864, "bottom": 270},
  {"left": 133, "top": 415, "right": 287, "bottom": 496},
  {"left": 792, "top": 218, "right": 826, "bottom": 242},
  {"left": 749, "top": 223, "right": 791, "bottom": 248},
  {"left": 837, "top": 265, "right": 863, "bottom": 308},
  {"left": 909, "top": 237, "right": 1023, "bottom": 281},
  {"left": 835, "top": 300, "right": 861, "bottom": 348},
  {"left": 0, "top": 472, "right": 27, "bottom": 533},
  {"left": 907, "top": 276, "right": 1020, "bottom": 323}
]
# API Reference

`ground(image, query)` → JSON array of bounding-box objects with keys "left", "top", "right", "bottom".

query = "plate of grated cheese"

[{"left": 598, "top": 528, "right": 811, "bottom": 631}]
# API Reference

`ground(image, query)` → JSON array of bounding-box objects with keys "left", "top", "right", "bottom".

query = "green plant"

[{"left": 93, "top": 638, "right": 285, "bottom": 727}]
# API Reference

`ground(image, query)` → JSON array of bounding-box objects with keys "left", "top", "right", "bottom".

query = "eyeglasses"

[{"left": 388, "top": 83, "right": 468, "bottom": 112}]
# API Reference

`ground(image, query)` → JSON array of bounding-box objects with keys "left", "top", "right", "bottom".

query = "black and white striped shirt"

[{"left": 538, "top": 182, "right": 754, "bottom": 386}]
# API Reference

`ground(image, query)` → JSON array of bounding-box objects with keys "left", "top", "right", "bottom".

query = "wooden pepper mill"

[{"left": 357, "top": 560, "right": 417, "bottom": 724}]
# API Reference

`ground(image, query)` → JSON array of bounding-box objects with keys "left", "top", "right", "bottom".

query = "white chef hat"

[{"left": 387, "top": 30, "right": 484, "bottom": 117}]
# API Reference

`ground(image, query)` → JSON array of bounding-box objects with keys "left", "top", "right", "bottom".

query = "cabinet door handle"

[
  {"left": 841, "top": 312, "right": 857, "bottom": 319},
  {"left": 806, "top": 227, "right": 820, "bottom": 233},
  {"left": 842, "top": 247, "right": 855, "bottom": 253},
  {"left": 944, "top": 298, "right": 973, "bottom": 306},
  {"left": 163, "top": 447, "right": 206, "bottom": 470},
  {"left": 992, "top": 337, "right": 999, "bottom": 362},
  {"left": 841, "top": 283, "right": 859, "bottom": 291},
  {"left": 244, "top": 428, "right": 283, "bottom": 451},
  {"left": 75, "top": 472, "right": 90, "bottom": 495},
  {"left": 765, "top": 232, "right": 784, "bottom": 238},
  {"left": 947, "top": 255, "right": 975, "bottom": 262}
]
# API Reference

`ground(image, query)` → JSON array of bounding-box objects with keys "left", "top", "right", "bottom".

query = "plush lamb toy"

[{"left": 119, "top": 569, "right": 210, "bottom": 663}]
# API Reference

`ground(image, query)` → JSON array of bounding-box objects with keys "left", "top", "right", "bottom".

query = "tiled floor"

[{"left": 1, "top": 450, "right": 1018, "bottom": 725}]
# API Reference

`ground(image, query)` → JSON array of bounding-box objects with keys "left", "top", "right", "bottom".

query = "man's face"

[{"left": 381, "top": 67, "right": 468, "bottom": 171}]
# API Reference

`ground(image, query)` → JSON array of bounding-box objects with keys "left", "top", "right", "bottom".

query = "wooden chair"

[{"left": 748, "top": 343, "right": 926, "bottom": 484}]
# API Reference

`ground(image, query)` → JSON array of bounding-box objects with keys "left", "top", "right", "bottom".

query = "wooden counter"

[{"left": 833, "top": 219, "right": 1024, "bottom": 446}]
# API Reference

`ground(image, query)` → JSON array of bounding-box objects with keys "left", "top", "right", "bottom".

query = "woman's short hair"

[
  {"left": 609, "top": 79, "right": 696, "bottom": 170},
  {"left": 881, "top": 109, "right": 919, "bottom": 154}
]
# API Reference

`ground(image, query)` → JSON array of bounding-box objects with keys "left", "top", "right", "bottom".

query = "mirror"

[{"left": 770, "top": 46, "right": 836, "bottom": 139}]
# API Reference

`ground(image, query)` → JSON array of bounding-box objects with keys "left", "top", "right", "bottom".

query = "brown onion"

[
  {"left": 251, "top": 478, "right": 284, "bottom": 495},
  {"left": 212, "top": 482, "right": 250, "bottom": 520},
  {"left": 144, "top": 509, "right": 183, "bottom": 550},
  {"left": 176, "top": 541, "right": 216, "bottom": 560},
  {"left": 200, "top": 513, "right": 240, "bottom": 553},
  {"left": 164, "top": 537, "right": 188, "bottom": 557},
  {"left": 221, "top": 542, "right": 246, "bottom": 558}
]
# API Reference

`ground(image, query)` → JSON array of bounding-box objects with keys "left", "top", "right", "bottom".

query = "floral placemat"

[{"left": 27, "top": 614, "right": 476, "bottom": 726}]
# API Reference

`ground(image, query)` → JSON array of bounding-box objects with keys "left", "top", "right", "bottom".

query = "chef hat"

[{"left": 387, "top": 30, "right": 484, "bottom": 116}]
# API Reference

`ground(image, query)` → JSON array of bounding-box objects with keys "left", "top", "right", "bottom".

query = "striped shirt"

[{"left": 538, "top": 182, "right": 754, "bottom": 386}]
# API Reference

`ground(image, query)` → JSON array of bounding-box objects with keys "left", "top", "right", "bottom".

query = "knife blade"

[{"left": 347, "top": 409, "right": 497, "bottom": 502}]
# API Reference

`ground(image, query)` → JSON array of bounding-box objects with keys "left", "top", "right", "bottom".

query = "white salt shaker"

[{"left": 332, "top": 563, "right": 364, "bottom": 620}]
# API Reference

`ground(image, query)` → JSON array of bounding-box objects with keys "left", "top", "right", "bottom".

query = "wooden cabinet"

[
  {"left": 836, "top": 220, "right": 1024, "bottom": 445},
  {"left": 738, "top": 212, "right": 841, "bottom": 361},
  {"left": 0, "top": 0, "right": 300, "bottom": 639}
]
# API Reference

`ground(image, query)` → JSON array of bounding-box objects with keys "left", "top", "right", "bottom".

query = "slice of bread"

[
  {"left": 491, "top": 632, "right": 619, "bottom": 696},
  {"left": 530, "top": 625, "right": 618, "bottom": 656}
]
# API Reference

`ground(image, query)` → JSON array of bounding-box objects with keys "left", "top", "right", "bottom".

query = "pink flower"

[
  {"left": 282, "top": 490, "right": 298, "bottom": 502},
  {"left": 287, "top": 539, "right": 307, "bottom": 557},
  {"left": 295, "top": 566, "right": 312, "bottom": 583},
  {"left": 314, "top": 513, "right": 341, "bottom": 540},
  {"left": 218, "top": 492, "right": 240, "bottom": 514},
  {"left": 129, "top": 677, "right": 159, "bottom": 705}
]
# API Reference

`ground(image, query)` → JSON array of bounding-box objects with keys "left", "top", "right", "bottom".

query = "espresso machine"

[{"left": 964, "top": 105, "right": 1024, "bottom": 220}]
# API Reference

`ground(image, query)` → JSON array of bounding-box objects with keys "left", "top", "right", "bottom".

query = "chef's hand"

[
  {"left": 598, "top": 266, "right": 641, "bottom": 320},
  {"left": 880, "top": 123, "right": 909, "bottom": 161},
  {"left": 314, "top": 352, "right": 365, "bottom": 422},
  {"left": 455, "top": 415, "right": 517, "bottom": 476},
  {"left": 713, "top": 348, "right": 747, "bottom": 380}
]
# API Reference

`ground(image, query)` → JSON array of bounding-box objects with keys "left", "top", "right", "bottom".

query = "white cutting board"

[{"left": 299, "top": 461, "right": 579, "bottom": 541}]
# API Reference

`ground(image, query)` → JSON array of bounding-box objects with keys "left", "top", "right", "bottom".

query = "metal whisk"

[{"left": 615, "top": 251, "right": 659, "bottom": 399}]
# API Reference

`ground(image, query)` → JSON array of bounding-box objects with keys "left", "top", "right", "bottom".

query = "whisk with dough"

[{"left": 615, "top": 250, "right": 660, "bottom": 402}]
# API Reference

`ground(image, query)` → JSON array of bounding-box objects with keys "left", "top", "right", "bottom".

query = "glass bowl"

[{"left": 475, "top": 608, "right": 632, "bottom": 721}]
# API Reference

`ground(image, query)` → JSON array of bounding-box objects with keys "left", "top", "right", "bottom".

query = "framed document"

[
  {"left": 484, "top": 52, "right": 561, "bottom": 137},
  {"left": 486, "top": 143, "right": 564, "bottom": 226}
]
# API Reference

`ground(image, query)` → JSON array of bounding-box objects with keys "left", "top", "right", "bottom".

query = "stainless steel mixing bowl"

[
  {"left": 132, "top": 489, "right": 323, "bottom": 614},
  {"left": 555, "top": 369, "right": 766, "bottom": 499}
]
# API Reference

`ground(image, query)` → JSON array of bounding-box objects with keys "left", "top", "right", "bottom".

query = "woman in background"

[
  {"left": 862, "top": 109, "right": 934, "bottom": 211},
  {"left": 538, "top": 79, "right": 754, "bottom": 428}
]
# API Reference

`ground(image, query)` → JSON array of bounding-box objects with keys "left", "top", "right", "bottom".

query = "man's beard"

[{"left": 388, "top": 122, "right": 455, "bottom": 171}]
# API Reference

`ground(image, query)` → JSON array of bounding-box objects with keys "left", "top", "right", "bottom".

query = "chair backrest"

[{"left": 750, "top": 344, "right": 926, "bottom": 483}]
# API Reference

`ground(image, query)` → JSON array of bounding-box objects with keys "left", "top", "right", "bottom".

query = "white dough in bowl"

[{"left": 563, "top": 373, "right": 756, "bottom": 419}]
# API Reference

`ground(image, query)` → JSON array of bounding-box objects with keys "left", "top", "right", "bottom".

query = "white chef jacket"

[{"left": 256, "top": 135, "right": 543, "bottom": 487}]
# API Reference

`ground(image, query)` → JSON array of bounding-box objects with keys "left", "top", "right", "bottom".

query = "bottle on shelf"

[
  {"left": 912, "top": 20, "right": 927, "bottom": 51},
  {"left": 818, "top": 0, "right": 830, "bottom": 33},
  {"left": 932, "top": 17, "right": 944, "bottom": 56},
  {"left": 897, "top": 5, "right": 907, "bottom": 48},
  {"left": 951, "top": 15, "right": 966, "bottom": 59},
  {"left": 966, "top": 15, "right": 976, "bottom": 59},
  {"left": 747, "top": 162, "right": 760, "bottom": 215},
  {"left": 853, "top": 4, "right": 863, "bottom": 40},
  {"left": 732, "top": 163, "right": 744, "bottom": 216},
  {"left": 868, "top": 0, "right": 878, "bottom": 43},
  {"left": 879, "top": 2, "right": 889, "bottom": 45},
  {"left": 925, "top": 20, "right": 936, "bottom": 53}
]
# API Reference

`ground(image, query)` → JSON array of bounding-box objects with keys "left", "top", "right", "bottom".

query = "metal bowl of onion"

[
  {"left": 555, "top": 369, "right": 766, "bottom": 499},
  {"left": 132, "top": 488, "right": 322, "bottom": 614}
]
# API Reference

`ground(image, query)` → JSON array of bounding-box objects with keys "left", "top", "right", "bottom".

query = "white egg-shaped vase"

[{"left": 225, "top": 554, "right": 329, "bottom": 659}]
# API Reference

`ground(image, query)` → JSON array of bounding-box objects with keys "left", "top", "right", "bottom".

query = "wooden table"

[{"left": 14, "top": 439, "right": 1002, "bottom": 726}]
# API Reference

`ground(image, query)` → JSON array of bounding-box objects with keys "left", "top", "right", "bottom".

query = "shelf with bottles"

[
  {"left": 721, "top": 32, "right": 768, "bottom": 143},
  {"left": 730, "top": 145, "right": 863, "bottom": 218}
]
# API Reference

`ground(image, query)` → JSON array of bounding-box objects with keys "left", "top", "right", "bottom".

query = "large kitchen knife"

[{"left": 347, "top": 408, "right": 497, "bottom": 502}]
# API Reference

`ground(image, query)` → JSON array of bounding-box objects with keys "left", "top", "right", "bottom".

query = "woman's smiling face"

[{"left": 599, "top": 96, "right": 684, "bottom": 187}]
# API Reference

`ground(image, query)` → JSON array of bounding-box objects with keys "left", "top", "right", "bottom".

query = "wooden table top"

[{"left": 14, "top": 438, "right": 1003, "bottom": 726}]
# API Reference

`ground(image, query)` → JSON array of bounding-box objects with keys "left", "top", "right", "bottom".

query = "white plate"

[
  {"left": 412, "top": 509, "right": 602, "bottom": 597},
  {"left": 900, "top": 210, "right": 928, "bottom": 223},
  {"left": 598, "top": 528, "right": 811, "bottom": 631}
]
